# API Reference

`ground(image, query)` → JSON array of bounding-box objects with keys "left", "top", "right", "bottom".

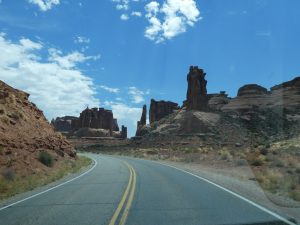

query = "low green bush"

[{"left": 39, "top": 151, "right": 53, "bottom": 167}]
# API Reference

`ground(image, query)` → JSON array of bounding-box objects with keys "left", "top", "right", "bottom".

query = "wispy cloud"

[
  {"left": 131, "top": 11, "right": 142, "bottom": 17},
  {"left": 0, "top": 33, "right": 100, "bottom": 119},
  {"left": 99, "top": 85, "right": 120, "bottom": 93},
  {"left": 28, "top": 0, "right": 60, "bottom": 11},
  {"left": 128, "top": 86, "right": 149, "bottom": 104},
  {"left": 74, "top": 36, "right": 90, "bottom": 44}
]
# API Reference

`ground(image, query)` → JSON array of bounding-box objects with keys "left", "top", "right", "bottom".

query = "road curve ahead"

[{"left": 0, "top": 154, "right": 296, "bottom": 225}]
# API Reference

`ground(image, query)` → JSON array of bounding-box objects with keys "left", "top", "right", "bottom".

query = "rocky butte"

[
  {"left": 134, "top": 65, "right": 300, "bottom": 148},
  {"left": 52, "top": 107, "right": 127, "bottom": 139}
]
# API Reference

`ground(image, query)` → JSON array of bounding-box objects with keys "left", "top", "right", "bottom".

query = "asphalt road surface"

[{"left": 0, "top": 153, "right": 296, "bottom": 225}]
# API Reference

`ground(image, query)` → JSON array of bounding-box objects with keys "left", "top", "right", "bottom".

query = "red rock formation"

[
  {"left": 136, "top": 105, "right": 147, "bottom": 136},
  {"left": 150, "top": 99, "right": 179, "bottom": 124},
  {"left": 51, "top": 116, "right": 78, "bottom": 132},
  {"left": 186, "top": 66, "right": 208, "bottom": 110},
  {"left": 208, "top": 92, "right": 230, "bottom": 110},
  {"left": 237, "top": 84, "right": 268, "bottom": 97},
  {"left": 0, "top": 81, "right": 76, "bottom": 176},
  {"left": 221, "top": 77, "right": 300, "bottom": 115},
  {"left": 121, "top": 125, "right": 127, "bottom": 139}
]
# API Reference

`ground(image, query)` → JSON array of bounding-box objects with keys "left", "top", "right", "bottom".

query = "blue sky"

[{"left": 0, "top": 0, "right": 299, "bottom": 136}]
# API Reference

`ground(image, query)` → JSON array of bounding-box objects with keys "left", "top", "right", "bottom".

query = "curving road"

[{"left": 0, "top": 153, "right": 296, "bottom": 225}]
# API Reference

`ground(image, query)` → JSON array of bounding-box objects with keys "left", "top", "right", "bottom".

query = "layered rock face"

[
  {"left": 132, "top": 66, "right": 300, "bottom": 147},
  {"left": 52, "top": 107, "right": 127, "bottom": 139},
  {"left": 75, "top": 107, "right": 114, "bottom": 131},
  {"left": 51, "top": 116, "right": 78, "bottom": 132},
  {"left": 0, "top": 81, "right": 76, "bottom": 175},
  {"left": 222, "top": 77, "right": 300, "bottom": 115},
  {"left": 149, "top": 99, "right": 179, "bottom": 124},
  {"left": 208, "top": 91, "right": 230, "bottom": 110},
  {"left": 186, "top": 66, "right": 208, "bottom": 110}
]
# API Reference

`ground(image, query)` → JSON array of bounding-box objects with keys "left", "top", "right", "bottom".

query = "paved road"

[{"left": 0, "top": 154, "right": 296, "bottom": 225}]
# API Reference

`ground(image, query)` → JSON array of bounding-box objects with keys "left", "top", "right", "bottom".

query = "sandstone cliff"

[
  {"left": 0, "top": 81, "right": 76, "bottom": 176},
  {"left": 133, "top": 66, "right": 300, "bottom": 148}
]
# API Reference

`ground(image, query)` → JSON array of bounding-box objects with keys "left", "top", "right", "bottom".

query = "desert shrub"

[
  {"left": 1, "top": 168, "right": 15, "bottom": 181},
  {"left": 251, "top": 156, "right": 264, "bottom": 166},
  {"left": 260, "top": 148, "right": 269, "bottom": 155},
  {"left": 39, "top": 151, "right": 53, "bottom": 167},
  {"left": 0, "top": 108, "right": 5, "bottom": 115},
  {"left": 290, "top": 190, "right": 300, "bottom": 201},
  {"left": 234, "top": 159, "right": 248, "bottom": 166},
  {"left": 219, "top": 150, "right": 232, "bottom": 161},
  {"left": 272, "top": 159, "right": 285, "bottom": 168}
]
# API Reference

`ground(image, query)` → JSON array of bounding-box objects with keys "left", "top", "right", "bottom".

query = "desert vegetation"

[{"left": 0, "top": 156, "right": 92, "bottom": 200}]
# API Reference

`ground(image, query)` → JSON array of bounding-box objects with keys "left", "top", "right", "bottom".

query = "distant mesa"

[{"left": 52, "top": 107, "right": 127, "bottom": 139}]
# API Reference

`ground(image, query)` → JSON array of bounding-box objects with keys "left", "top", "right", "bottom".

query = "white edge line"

[
  {"left": 132, "top": 157, "right": 297, "bottom": 225},
  {"left": 0, "top": 157, "right": 97, "bottom": 211}
]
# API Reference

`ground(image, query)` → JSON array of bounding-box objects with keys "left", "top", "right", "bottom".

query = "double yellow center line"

[{"left": 109, "top": 161, "right": 136, "bottom": 225}]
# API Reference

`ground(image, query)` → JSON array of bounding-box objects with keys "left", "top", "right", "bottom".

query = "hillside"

[{"left": 0, "top": 81, "right": 76, "bottom": 178}]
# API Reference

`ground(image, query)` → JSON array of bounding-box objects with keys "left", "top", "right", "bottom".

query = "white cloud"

[
  {"left": 99, "top": 85, "right": 120, "bottom": 93},
  {"left": 0, "top": 33, "right": 100, "bottom": 120},
  {"left": 128, "top": 86, "right": 148, "bottom": 104},
  {"left": 28, "top": 0, "right": 60, "bottom": 11},
  {"left": 131, "top": 11, "right": 142, "bottom": 17},
  {"left": 74, "top": 36, "right": 90, "bottom": 44},
  {"left": 145, "top": 0, "right": 200, "bottom": 43},
  {"left": 104, "top": 101, "right": 142, "bottom": 137},
  {"left": 111, "top": 0, "right": 200, "bottom": 42},
  {"left": 48, "top": 49, "right": 100, "bottom": 69},
  {"left": 120, "top": 14, "right": 129, "bottom": 20}
]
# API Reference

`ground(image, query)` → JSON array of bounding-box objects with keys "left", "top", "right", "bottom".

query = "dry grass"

[{"left": 0, "top": 156, "right": 92, "bottom": 200}]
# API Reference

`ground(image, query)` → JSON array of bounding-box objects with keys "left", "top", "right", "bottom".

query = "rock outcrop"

[
  {"left": 121, "top": 125, "right": 127, "bottom": 139},
  {"left": 0, "top": 81, "right": 76, "bottom": 176},
  {"left": 131, "top": 66, "right": 300, "bottom": 148},
  {"left": 76, "top": 107, "right": 114, "bottom": 131},
  {"left": 208, "top": 92, "right": 230, "bottom": 110},
  {"left": 149, "top": 99, "right": 179, "bottom": 124},
  {"left": 222, "top": 77, "right": 300, "bottom": 115},
  {"left": 136, "top": 105, "right": 147, "bottom": 136},
  {"left": 237, "top": 84, "right": 268, "bottom": 97},
  {"left": 51, "top": 116, "right": 78, "bottom": 132},
  {"left": 186, "top": 66, "right": 208, "bottom": 110},
  {"left": 52, "top": 107, "right": 127, "bottom": 139}
]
